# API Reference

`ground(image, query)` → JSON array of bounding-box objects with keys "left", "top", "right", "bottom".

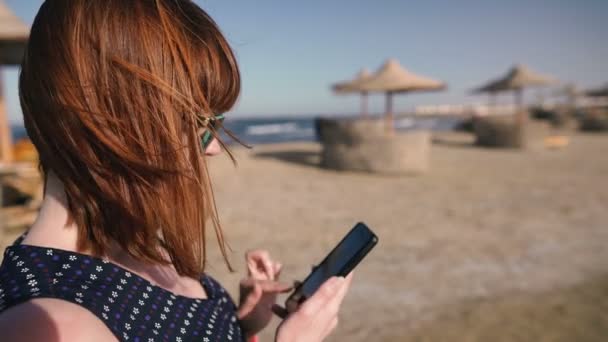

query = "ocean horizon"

[{"left": 10, "top": 114, "right": 466, "bottom": 145}]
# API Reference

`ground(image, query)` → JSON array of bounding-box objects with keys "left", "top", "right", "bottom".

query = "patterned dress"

[{"left": 0, "top": 237, "right": 245, "bottom": 342}]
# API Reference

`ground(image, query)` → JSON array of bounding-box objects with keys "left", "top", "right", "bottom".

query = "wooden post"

[
  {"left": 514, "top": 88, "right": 525, "bottom": 126},
  {"left": 361, "top": 91, "right": 368, "bottom": 118},
  {"left": 489, "top": 93, "right": 497, "bottom": 115},
  {"left": 0, "top": 72, "right": 14, "bottom": 163},
  {"left": 385, "top": 91, "right": 394, "bottom": 132},
  {"left": 489, "top": 93, "right": 496, "bottom": 107}
]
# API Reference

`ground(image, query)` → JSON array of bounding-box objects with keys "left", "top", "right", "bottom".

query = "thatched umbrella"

[
  {"left": 473, "top": 64, "right": 557, "bottom": 125},
  {"left": 0, "top": 0, "right": 29, "bottom": 163},
  {"left": 355, "top": 59, "right": 445, "bottom": 131},
  {"left": 332, "top": 69, "right": 373, "bottom": 117}
]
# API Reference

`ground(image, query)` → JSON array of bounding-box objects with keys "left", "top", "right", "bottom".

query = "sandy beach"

[
  {"left": 1, "top": 125, "right": 607, "bottom": 341},
  {"left": 205, "top": 125, "right": 608, "bottom": 341}
]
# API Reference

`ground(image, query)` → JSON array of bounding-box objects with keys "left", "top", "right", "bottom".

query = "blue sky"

[{"left": 3, "top": 0, "right": 608, "bottom": 123}]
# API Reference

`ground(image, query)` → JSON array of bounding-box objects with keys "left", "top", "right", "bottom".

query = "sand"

[
  {"left": 1, "top": 125, "right": 607, "bottom": 341},
  {"left": 204, "top": 127, "right": 608, "bottom": 341},
  {"left": 396, "top": 275, "right": 608, "bottom": 342}
]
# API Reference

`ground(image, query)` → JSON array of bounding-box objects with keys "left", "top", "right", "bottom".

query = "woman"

[{"left": 0, "top": 1, "right": 352, "bottom": 341}]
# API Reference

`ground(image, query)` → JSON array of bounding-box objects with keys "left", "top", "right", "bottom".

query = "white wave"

[{"left": 246, "top": 123, "right": 300, "bottom": 136}]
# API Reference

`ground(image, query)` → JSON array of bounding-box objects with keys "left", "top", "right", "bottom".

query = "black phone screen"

[{"left": 297, "top": 222, "right": 377, "bottom": 299}]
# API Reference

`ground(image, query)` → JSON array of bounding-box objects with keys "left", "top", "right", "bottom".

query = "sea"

[{"left": 10, "top": 115, "right": 465, "bottom": 145}]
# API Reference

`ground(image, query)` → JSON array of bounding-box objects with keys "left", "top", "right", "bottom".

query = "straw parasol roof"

[
  {"left": 352, "top": 59, "right": 446, "bottom": 130},
  {"left": 1, "top": 0, "right": 30, "bottom": 163},
  {"left": 473, "top": 64, "right": 556, "bottom": 94},
  {"left": 333, "top": 68, "right": 372, "bottom": 94},
  {"left": 585, "top": 84, "right": 608, "bottom": 98},
  {"left": 357, "top": 59, "right": 445, "bottom": 93},
  {"left": 332, "top": 69, "right": 373, "bottom": 117}
]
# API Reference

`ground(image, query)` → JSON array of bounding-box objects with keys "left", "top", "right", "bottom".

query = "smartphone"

[{"left": 285, "top": 222, "right": 378, "bottom": 310}]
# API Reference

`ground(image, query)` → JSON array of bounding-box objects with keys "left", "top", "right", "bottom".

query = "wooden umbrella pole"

[
  {"left": 361, "top": 91, "right": 368, "bottom": 118},
  {"left": 489, "top": 93, "right": 497, "bottom": 112},
  {"left": 0, "top": 72, "right": 13, "bottom": 163},
  {"left": 385, "top": 91, "right": 394, "bottom": 132},
  {"left": 514, "top": 88, "right": 525, "bottom": 126}
]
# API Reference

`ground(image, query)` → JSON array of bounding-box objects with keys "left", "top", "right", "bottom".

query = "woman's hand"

[
  {"left": 237, "top": 250, "right": 291, "bottom": 338},
  {"left": 273, "top": 273, "right": 353, "bottom": 342}
]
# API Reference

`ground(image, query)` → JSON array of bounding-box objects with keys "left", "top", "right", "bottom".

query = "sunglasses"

[{"left": 200, "top": 114, "right": 225, "bottom": 150}]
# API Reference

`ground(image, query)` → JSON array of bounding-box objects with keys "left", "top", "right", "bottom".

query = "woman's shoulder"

[
  {"left": 0, "top": 243, "right": 117, "bottom": 341},
  {"left": 0, "top": 298, "right": 115, "bottom": 342},
  {"left": 0, "top": 241, "right": 243, "bottom": 341}
]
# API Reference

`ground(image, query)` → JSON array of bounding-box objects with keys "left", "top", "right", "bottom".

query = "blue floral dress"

[{"left": 0, "top": 236, "right": 245, "bottom": 342}]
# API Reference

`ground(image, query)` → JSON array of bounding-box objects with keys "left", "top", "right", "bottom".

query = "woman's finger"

[
  {"left": 246, "top": 250, "right": 275, "bottom": 280},
  {"left": 261, "top": 281, "right": 293, "bottom": 294},
  {"left": 334, "top": 272, "right": 354, "bottom": 306},
  {"left": 274, "top": 262, "right": 282, "bottom": 279},
  {"left": 322, "top": 316, "right": 339, "bottom": 340},
  {"left": 298, "top": 277, "right": 344, "bottom": 317},
  {"left": 245, "top": 250, "right": 263, "bottom": 277},
  {"left": 260, "top": 252, "right": 275, "bottom": 280},
  {"left": 275, "top": 275, "right": 355, "bottom": 341},
  {"left": 241, "top": 278, "right": 293, "bottom": 293},
  {"left": 321, "top": 273, "right": 354, "bottom": 320},
  {"left": 237, "top": 282, "right": 262, "bottom": 319}
]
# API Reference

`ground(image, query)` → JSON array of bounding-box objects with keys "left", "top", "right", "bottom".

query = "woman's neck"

[
  {"left": 22, "top": 173, "right": 207, "bottom": 299},
  {"left": 23, "top": 172, "right": 80, "bottom": 251},
  {"left": 25, "top": 173, "right": 143, "bottom": 262}
]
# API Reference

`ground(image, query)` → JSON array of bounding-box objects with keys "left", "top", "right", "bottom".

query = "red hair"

[{"left": 20, "top": 0, "right": 240, "bottom": 277}]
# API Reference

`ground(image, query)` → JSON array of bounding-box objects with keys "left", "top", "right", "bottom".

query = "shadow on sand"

[{"left": 253, "top": 150, "right": 321, "bottom": 168}]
